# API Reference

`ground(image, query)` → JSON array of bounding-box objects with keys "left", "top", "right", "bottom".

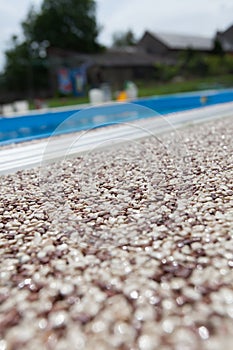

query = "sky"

[{"left": 0, "top": 0, "right": 233, "bottom": 70}]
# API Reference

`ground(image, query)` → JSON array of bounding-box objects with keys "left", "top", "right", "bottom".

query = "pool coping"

[{"left": 1, "top": 101, "right": 233, "bottom": 176}]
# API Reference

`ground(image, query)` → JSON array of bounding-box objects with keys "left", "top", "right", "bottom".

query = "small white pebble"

[
  {"left": 57, "top": 243, "right": 68, "bottom": 251},
  {"left": 138, "top": 334, "right": 156, "bottom": 350},
  {"left": 220, "top": 288, "right": 233, "bottom": 304},
  {"left": 92, "top": 320, "right": 106, "bottom": 333},
  {"left": 33, "top": 232, "right": 42, "bottom": 244},
  {"left": 162, "top": 319, "right": 175, "bottom": 334},
  {"left": 20, "top": 254, "right": 30, "bottom": 263},
  {"left": 162, "top": 299, "right": 174, "bottom": 310},
  {"left": 198, "top": 326, "right": 209, "bottom": 340},
  {"left": 0, "top": 340, "right": 6, "bottom": 350},
  {"left": 49, "top": 311, "right": 67, "bottom": 328},
  {"left": 183, "top": 287, "right": 201, "bottom": 301},
  {"left": 38, "top": 318, "right": 48, "bottom": 330},
  {"left": 60, "top": 283, "right": 74, "bottom": 296},
  {"left": 43, "top": 245, "right": 55, "bottom": 253},
  {"left": 37, "top": 251, "right": 46, "bottom": 259}
]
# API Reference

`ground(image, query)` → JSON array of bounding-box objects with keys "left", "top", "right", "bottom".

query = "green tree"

[
  {"left": 4, "top": 38, "right": 30, "bottom": 92},
  {"left": 4, "top": 35, "right": 48, "bottom": 93},
  {"left": 22, "top": 0, "right": 101, "bottom": 52},
  {"left": 212, "top": 38, "right": 224, "bottom": 56},
  {"left": 112, "top": 30, "right": 137, "bottom": 47},
  {"left": 3, "top": 0, "right": 101, "bottom": 97}
]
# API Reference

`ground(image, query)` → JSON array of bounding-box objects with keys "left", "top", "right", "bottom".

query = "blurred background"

[{"left": 0, "top": 0, "right": 233, "bottom": 111}]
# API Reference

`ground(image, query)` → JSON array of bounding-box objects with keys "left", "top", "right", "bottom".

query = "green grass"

[
  {"left": 30, "top": 95, "right": 89, "bottom": 109},
  {"left": 30, "top": 75, "right": 233, "bottom": 109},
  {"left": 47, "top": 95, "right": 89, "bottom": 108},
  {"left": 137, "top": 75, "right": 233, "bottom": 98}
]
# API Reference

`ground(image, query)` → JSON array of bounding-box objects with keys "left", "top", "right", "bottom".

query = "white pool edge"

[{"left": 0, "top": 101, "right": 233, "bottom": 176}]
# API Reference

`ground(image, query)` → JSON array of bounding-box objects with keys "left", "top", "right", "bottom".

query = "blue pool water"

[{"left": 1, "top": 89, "right": 233, "bottom": 146}]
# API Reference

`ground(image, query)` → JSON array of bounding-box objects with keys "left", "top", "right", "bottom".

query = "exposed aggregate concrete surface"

[{"left": 0, "top": 116, "right": 233, "bottom": 350}]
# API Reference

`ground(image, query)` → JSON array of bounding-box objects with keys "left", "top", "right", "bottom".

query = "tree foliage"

[
  {"left": 154, "top": 52, "right": 233, "bottom": 82},
  {"left": 212, "top": 38, "right": 224, "bottom": 56},
  {"left": 112, "top": 30, "right": 137, "bottom": 48},
  {"left": 22, "top": 0, "right": 101, "bottom": 52},
  {"left": 4, "top": 35, "right": 48, "bottom": 92},
  {"left": 4, "top": 39, "right": 30, "bottom": 91},
  {"left": 3, "top": 0, "right": 101, "bottom": 95}
]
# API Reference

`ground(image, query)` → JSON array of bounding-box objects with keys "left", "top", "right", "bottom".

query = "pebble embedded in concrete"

[{"left": 0, "top": 116, "right": 233, "bottom": 349}]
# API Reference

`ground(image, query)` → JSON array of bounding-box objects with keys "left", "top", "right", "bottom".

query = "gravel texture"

[{"left": 0, "top": 116, "right": 233, "bottom": 350}]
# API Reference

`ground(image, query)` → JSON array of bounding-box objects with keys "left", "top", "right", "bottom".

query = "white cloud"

[
  {"left": 0, "top": 0, "right": 42, "bottom": 70},
  {"left": 97, "top": 0, "right": 233, "bottom": 44}
]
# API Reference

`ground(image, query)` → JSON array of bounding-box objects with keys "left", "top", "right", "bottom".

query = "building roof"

[
  {"left": 91, "top": 49, "right": 162, "bottom": 67},
  {"left": 217, "top": 24, "right": 233, "bottom": 52},
  {"left": 221, "top": 24, "right": 233, "bottom": 37},
  {"left": 149, "top": 31, "right": 213, "bottom": 51},
  {"left": 48, "top": 47, "right": 173, "bottom": 68}
]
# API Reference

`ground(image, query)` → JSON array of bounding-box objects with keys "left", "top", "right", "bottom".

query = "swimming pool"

[{"left": 1, "top": 89, "right": 233, "bottom": 146}]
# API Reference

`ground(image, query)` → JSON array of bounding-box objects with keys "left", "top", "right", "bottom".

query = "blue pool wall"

[{"left": 1, "top": 89, "right": 233, "bottom": 146}]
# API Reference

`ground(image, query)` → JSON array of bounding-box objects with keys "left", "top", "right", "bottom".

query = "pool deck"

[
  {"left": 0, "top": 103, "right": 233, "bottom": 349},
  {"left": 1, "top": 108, "right": 233, "bottom": 349}
]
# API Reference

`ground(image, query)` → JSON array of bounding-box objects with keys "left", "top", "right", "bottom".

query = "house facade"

[
  {"left": 48, "top": 46, "right": 163, "bottom": 94},
  {"left": 47, "top": 25, "right": 233, "bottom": 96}
]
